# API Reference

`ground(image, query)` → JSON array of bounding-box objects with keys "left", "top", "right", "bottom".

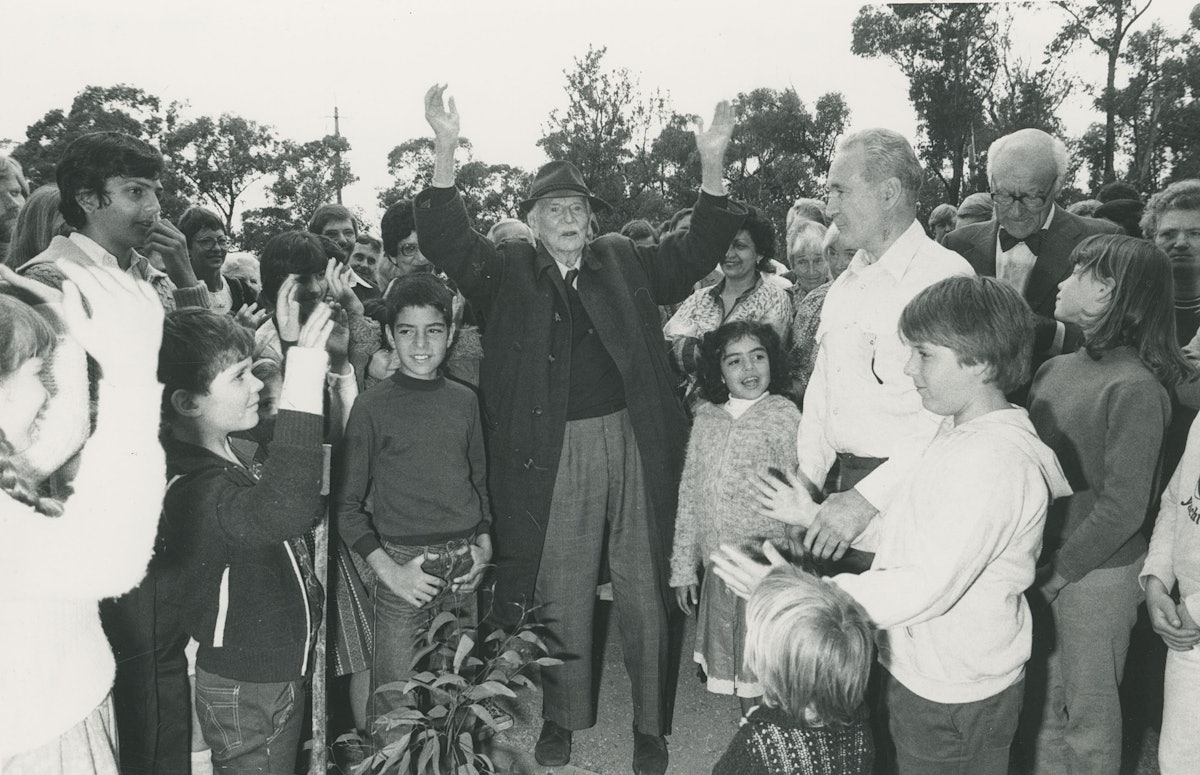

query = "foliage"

[
  {"left": 1048, "top": 0, "right": 1155, "bottom": 182},
  {"left": 379, "top": 137, "right": 529, "bottom": 235},
  {"left": 166, "top": 113, "right": 281, "bottom": 232},
  {"left": 852, "top": 3, "right": 1000, "bottom": 203},
  {"left": 359, "top": 596, "right": 559, "bottom": 775},
  {"left": 10, "top": 84, "right": 192, "bottom": 220},
  {"left": 269, "top": 134, "right": 358, "bottom": 227},
  {"left": 238, "top": 206, "right": 297, "bottom": 255},
  {"left": 538, "top": 45, "right": 670, "bottom": 230}
]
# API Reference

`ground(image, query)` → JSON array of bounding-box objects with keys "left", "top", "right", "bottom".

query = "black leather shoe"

[
  {"left": 632, "top": 728, "right": 668, "bottom": 775},
  {"left": 535, "top": 719, "right": 573, "bottom": 767}
]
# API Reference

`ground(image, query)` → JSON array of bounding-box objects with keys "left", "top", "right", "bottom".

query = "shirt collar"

[
  {"left": 851, "top": 219, "right": 928, "bottom": 282},
  {"left": 68, "top": 231, "right": 166, "bottom": 280},
  {"left": 706, "top": 272, "right": 763, "bottom": 303}
]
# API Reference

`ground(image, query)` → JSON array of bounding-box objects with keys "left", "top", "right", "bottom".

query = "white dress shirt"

[
  {"left": 995, "top": 205, "right": 1055, "bottom": 295},
  {"left": 797, "top": 219, "right": 974, "bottom": 510}
]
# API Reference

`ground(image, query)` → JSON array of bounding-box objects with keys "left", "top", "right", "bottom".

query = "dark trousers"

[
  {"left": 100, "top": 566, "right": 190, "bottom": 775},
  {"left": 886, "top": 671, "right": 1023, "bottom": 775},
  {"left": 534, "top": 409, "right": 671, "bottom": 735},
  {"left": 194, "top": 667, "right": 305, "bottom": 775}
]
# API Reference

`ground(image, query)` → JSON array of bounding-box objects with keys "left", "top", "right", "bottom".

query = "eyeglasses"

[
  {"left": 195, "top": 237, "right": 231, "bottom": 250},
  {"left": 991, "top": 178, "right": 1058, "bottom": 211},
  {"left": 397, "top": 242, "right": 420, "bottom": 257}
]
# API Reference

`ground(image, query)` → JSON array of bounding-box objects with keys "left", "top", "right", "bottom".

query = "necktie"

[
  {"left": 999, "top": 229, "right": 1043, "bottom": 256},
  {"left": 565, "top": 268, "right": 579, "bottom": 290}
]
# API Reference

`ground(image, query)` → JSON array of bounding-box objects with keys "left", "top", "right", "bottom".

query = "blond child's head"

[{"left": 744, "top": 566, "right": 873, "bottom": 727}]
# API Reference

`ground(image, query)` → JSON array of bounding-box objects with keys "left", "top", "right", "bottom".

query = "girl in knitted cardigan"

[
  {"left": 0, "top": 264, "right": 165, "bottom": 773},
  {"left": 670, "top": 320, "right": 800, "bottom": 717}
]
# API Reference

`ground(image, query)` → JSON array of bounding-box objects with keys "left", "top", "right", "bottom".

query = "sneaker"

[
  {"left": 632, "top": 728, "right": 668, "bottom": 775},
  {"left": 534, "top": 719, "right": 573, "bottom": 767}
]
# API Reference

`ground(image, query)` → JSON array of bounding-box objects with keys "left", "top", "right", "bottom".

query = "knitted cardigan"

[
  {"left": 712, "top": 705, "right": 873, "bottom": 775},
  {"left": 670, "top": 394, "right": 801, "bottom": 588}
]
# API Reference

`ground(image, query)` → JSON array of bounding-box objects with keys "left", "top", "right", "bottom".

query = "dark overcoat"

[{"left": 414, "top": 187, "right": 746, "bottom": 622}]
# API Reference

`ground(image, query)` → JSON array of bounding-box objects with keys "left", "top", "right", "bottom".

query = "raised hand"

[
  {"left": 324, "top": 258, "right": 364, "bottom": 316},
  {"left": 709, "top": 540, "right": 790, "bottom": 601},
  {"left": 233, "top": 301, "right": 269, "bottom": 330},
  {"left": 58, "top": 262, "right": 163, "bottom": 384},
  {"left": 144, "top": 219, "right": 199, "bottom": 289},
  {"left": 297, "top": 301, "right": 335, "bottom": 352},
  {"left": 275, "top": 276, "right": 302, "bottom": 342},
  {"left": 424, "top": 83, "right": 460, "bottom": 145},
  {"left": 695, "top": 100, "right": 735, "bottom": 165},
  {"left": 751, "top": 468, "right": 819, "bottom": 528}
]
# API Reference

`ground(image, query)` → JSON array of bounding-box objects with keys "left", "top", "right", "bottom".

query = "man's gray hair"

[
  {"left": 836, "top": 129, "right": 924, "bottom": 200},
  {"left": 987, "top": 129, "right": 1069, "bottom": 183}
]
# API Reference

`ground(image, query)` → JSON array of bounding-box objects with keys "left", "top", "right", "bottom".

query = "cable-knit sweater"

[
  {"left": 670, "top": 394, "right": 801, "bottom": 588},
  {"left": 0, "top": 377, "right": 166, "bottom": 758}
]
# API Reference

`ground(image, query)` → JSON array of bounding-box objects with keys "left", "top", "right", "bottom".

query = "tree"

[
  {"left": 723, "top": 88, "right": 849, "bottom": 245},
  {"left": 538, "top": 45, "right": 669, "bottom": 229},
  {"left": 853, "top": 3, "right": 1001, "bottom": 203},
  {"left": 268, "top": 134, "right": 358, "bottom": 226},
  {"left": 1049, "top": 0, "right": 1154, "bottom": 183},
  {"left": 11, "top": 84, "right": 192, "bottom": 219},
  {"left": 378, "top": 136, "right": 470, "bottom": 210},
  {"left": 166, "top": 113, "right": 281, "bottom": 232}
]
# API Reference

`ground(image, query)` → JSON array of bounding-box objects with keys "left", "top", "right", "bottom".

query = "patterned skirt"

[{"left": 329, "top": 538, "right": 374, "bottom": 675}]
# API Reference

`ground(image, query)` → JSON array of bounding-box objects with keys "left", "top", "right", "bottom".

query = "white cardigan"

[
  {"left": 0, "top": 376, "right": 165, "bottom": 758},
  {"left": 1142, "top": 412, "right": 1200, "bottom": 616}
]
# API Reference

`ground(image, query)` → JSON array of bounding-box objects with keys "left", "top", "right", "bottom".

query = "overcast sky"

[{"left": 4, "top": 0, "right": 1196, "bottom": 225}]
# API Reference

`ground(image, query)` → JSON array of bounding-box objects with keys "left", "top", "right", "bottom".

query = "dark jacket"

[
  {"left": 414, "top": 187, "right": 746, "bottom": 623},
  {"left": 944, "top": 208, "right": 1122, "bottom": 356},
  {"left": 163, "top": 411, "right": 326, "bottom": 683}
]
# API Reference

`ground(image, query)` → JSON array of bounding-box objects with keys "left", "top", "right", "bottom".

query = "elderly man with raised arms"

[{"left": 415, "top": 84, "right": 744, "bottom": 774}]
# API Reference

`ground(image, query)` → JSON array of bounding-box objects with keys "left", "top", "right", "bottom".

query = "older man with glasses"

[{"left": 945, "top": 129, "right": 1120, "bottom": 375}]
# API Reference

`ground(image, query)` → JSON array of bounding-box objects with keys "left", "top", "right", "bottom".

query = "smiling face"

[
  {"left": 903, "top": 341, "right": 989, "bottom": 425},
  {"left": 1054, "top": 264, "right": 1113, "bottom": 331},
  {"left": 529, "top": 196, "right": 590, "bottom": 263},
  {"left": 320, "top": 217, "right": 357, "bottom": 255},
  {"left": 192, "top": 357, "right": 264, "bottom": 437},
  {"left": 390, "top": 304, "right": 453, "bottom": 380},
  {"left": 1155, "top": 208, "right": 1200, "bottom": 299},
  {"left": 348, "top": 241, "right": 381, "bottom": 287},
  {"left": 83, "top": 175, "right": 162, "bottom": 255},
  {"left": 723, "top": 229, "right": 761, "bottom": 284},
  {"left": 189, "top": 226, "right": 228, "bottom": 277},
  {"left": 789, "top": 244, "right": 830, "bottom": 293},
  {"left": 0, "top": 357, "right": 48, "bottom": 453},
  {"left": 720, "top": 335, "right": 771, "bottom": 401}
]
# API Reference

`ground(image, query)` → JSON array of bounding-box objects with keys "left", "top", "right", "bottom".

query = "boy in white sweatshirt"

[{"left": 720, "top": 275, "right": 1072, "bottom": 775}]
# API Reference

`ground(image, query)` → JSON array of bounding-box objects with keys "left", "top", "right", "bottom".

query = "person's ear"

[
  {"left": 384, "top": 325, "right": 396, "bottom": 350},
  {"left": 77, "top": 189, "right": 101, "bottom": 217},
  {"left": 880, "top": 177, "right": 902, "bottom": 210},
  {"left": 170, "top": 388, "right": 203, "bottom": 418}
]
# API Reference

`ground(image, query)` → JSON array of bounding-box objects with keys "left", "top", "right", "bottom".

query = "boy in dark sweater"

[
  {"left": 335, "top": 273, "right": 493, "bottom": 746},
  {"left": 158, "top": 293, "right": 340, "bottom": 774}
]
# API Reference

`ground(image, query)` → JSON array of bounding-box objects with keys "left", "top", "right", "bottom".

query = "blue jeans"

[
  {"left": 193, "top": 667, "right": 304, "bottom": 775},
  {"left": 369, "top": 537, "right": 477, "bottom": 747}
]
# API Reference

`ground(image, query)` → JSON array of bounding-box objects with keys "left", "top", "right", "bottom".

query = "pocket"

[{"left": 195, "top": 671, "right": 243, "bottom": 759}]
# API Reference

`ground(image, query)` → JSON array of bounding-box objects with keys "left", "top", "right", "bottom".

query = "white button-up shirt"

[{"left": 797, "top": 219, "right": 975, "bottom": 510}]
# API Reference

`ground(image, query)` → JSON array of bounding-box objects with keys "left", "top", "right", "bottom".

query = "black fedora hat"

[{"left": 518, "top": 160, "right": 612, "bottom": 217}]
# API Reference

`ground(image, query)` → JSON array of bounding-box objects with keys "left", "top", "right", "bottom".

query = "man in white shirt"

[{"left": 799, "top": 128, "right": 974, "bottom": 562}]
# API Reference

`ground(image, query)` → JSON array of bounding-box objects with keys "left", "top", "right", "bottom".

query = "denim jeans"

[
  {"left": 369, "top": 537, "right": 477, "bottom": 748},
  {"left": 193, "top": 667, "right": 304, "bottom": 775}
]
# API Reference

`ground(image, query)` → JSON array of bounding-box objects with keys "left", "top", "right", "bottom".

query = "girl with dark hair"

[
  {"left": 669, "top": 320, "right": 800, "bottom": 720},
  {"left": 1027, "top": 234, "right": 1194, "bottom": 775},
  {"left": 0, "top": 264, "right": 165, "bottom": 774}
]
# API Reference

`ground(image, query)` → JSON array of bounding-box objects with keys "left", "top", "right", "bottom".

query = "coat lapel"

[{"left": 1024, "top": 209, "right": 1080, "bottom": 317}]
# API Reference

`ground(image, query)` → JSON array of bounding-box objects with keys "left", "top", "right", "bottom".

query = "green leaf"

[
  {"left": 468, "top": 702, "right": 506, "bottom": 731},
  {"left": 428, "top": 610, "right": 458, "bottom": 638},
  {"left": 453, "top": 633, "right": 476, "bottom": 673},
  {"left": 433, "top": 673, "right": 469, "bottom": 688},
  {"left": 535, "top": 657, "right": 564, "bottom": 666},
  {"left": 467, "top": 681, "right": 518, "bottom": 700}
]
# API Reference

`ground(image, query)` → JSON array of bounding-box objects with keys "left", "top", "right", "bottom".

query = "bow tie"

[{"left": 999, "top": 228, "right": 1044, "bottom": 256}]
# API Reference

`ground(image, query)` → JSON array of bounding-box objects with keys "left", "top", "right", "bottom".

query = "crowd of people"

[{"left": 2, "top": 81, "right": 1200, "bottom": 775}]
